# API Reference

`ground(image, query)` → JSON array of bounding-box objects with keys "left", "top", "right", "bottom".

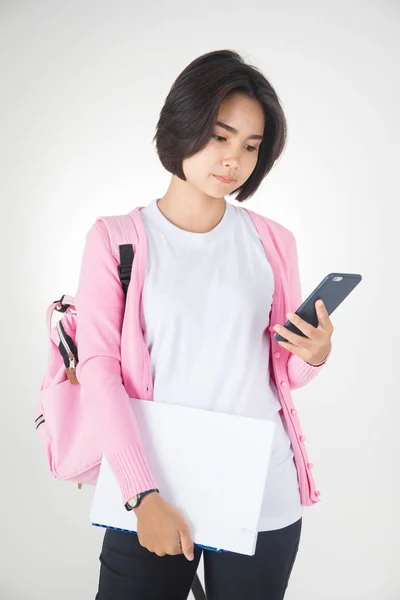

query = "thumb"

[{"left": 179, "top": 528, "right": 194, "bottom": 561}]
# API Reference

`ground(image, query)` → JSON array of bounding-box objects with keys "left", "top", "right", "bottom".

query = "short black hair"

[{"left": 152, "top": 49, "right": 287, "bottom": 202}]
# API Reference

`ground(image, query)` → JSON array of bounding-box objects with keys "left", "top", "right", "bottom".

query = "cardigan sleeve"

[
  {"left": 285, "top": 231, "right": 332, "bottom": 390},
  {"left": 74, "top": 220, "right": 158, "bottom": 504}
]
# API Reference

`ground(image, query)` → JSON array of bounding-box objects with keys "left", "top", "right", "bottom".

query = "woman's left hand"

[{"left": 273, "top": 299, "right": 334, "bottom": 366}]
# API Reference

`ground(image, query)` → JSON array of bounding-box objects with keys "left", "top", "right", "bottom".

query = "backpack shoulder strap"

[
  {"left": 46, "top": 210, "right": 143, "bottom": 336},
  {"left": 98, "top": 212, "right": 140, "bottom": 298}
]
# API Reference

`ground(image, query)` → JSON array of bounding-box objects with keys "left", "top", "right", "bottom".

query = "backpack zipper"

[{"left": 56, "top": 320, "right": 78, "bottom": 384}]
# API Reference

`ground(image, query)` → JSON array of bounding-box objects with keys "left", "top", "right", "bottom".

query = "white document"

[{"left": 90, "top": 398, "right": 276, "bottom": 556}]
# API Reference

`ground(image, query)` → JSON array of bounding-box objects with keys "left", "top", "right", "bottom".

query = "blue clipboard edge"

[{"left": 91, "top": 522, "right": 226, "bottom": 552}]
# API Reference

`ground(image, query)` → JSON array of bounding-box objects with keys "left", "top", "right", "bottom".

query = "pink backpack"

[{"left": 34, "top": 213, "right": 139, "bottom": 490}]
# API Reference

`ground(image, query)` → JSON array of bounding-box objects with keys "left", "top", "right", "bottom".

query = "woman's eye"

[{"left": 212, "top": 135, "right": 258, "bottom": 153}]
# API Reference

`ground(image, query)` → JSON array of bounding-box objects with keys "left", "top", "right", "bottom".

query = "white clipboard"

[{"left": 90, "top": 398, "right": 276, "bottom": 555}]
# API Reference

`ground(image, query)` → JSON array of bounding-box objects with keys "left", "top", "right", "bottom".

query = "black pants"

[{"left": 95, "top": 517, "right": 302, "bottom": 600}]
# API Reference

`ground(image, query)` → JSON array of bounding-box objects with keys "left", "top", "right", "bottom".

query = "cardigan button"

[
  {"left": 291, "top": 408, "right": 297, "bottom": 415},
  {"left": 299, "top": 435, "right": 307, "bottom": 442},
  {"left": 307, "top": 462, "right": 314, "bottom": 469},
  {"left": 274, "top": 352, "right": 281, "bottom": 359},
  {"left": 280, "top": 381, "right": 287, "bottom": 388},
  {"left": 315, "top": 490, "right": 321, "bottom": 497}
]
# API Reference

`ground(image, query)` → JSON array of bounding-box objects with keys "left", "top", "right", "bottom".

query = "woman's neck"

[{"left": 157, "top": 177, "right": 226, "bottom": 234}]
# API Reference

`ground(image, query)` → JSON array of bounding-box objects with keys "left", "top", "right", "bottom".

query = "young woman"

[{"left": 75, "top": 49, "right": 333, "bottom": 600}]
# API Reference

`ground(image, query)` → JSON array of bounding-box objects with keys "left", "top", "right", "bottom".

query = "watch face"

[{"left": 129, "top": 495, "right": 138, "bottom": 508}]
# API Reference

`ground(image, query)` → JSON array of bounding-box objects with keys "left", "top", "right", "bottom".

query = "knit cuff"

[{"left": 107, "top": 442, "right": 159, "bottom": 505}]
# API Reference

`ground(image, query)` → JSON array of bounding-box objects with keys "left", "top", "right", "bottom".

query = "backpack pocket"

[
  {"left": 35, "top": 379, "right": 101, "bottom": 485},
  {"left": 35, "top": 305, "right": 102, "bottom": 486}
]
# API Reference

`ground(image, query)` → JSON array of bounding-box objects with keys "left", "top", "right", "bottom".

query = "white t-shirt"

[{"left": 139, "top": 198, "right": 303, "bottom": 531}]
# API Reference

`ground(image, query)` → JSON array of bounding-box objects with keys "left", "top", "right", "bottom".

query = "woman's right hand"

[{"left": 133, "top": 492, "right": 195, "bottom": 560}]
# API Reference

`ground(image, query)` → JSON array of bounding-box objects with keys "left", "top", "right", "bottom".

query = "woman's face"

[{"left": 182, "top": 93, "right": 265, "bottom": 199}]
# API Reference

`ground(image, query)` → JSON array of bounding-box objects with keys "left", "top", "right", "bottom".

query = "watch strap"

[{"left": 124, "top": 488, "right": 159, "bottom": 511}]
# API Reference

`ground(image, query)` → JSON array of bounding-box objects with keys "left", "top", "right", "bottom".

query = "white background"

[{"left": 1, "top": 1, "right": 399, "bottom": 598}]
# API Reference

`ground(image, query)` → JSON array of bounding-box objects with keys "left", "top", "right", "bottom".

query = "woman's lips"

[{"left": 214, "top": 175, "right": 234, "bottom": 183}]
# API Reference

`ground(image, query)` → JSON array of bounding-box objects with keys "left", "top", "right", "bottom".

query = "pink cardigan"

[{"left": 74, "top": 205, "right": 331, "bottom": 506}]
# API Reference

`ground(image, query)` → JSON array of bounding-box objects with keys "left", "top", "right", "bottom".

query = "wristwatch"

[{"left": 124, "top": 488, "right": 159, "bottom": 511}]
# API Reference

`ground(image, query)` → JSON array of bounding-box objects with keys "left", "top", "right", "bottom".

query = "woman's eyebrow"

[{"left": 215, "top": 120, "right": 263, "bottom": 140}]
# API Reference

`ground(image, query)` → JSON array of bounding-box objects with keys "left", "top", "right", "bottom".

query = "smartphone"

[{"left": 274, "top": 272, "right": 362, "bottom": 342}]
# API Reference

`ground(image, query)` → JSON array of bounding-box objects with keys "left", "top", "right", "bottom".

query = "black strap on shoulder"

[{"left": 117, "top": 244, "right": 134, "bottom": 298}]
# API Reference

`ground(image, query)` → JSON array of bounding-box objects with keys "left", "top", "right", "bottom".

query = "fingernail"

[{"left": 317, "top": 300, "right": 323, "bottom": 307}]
